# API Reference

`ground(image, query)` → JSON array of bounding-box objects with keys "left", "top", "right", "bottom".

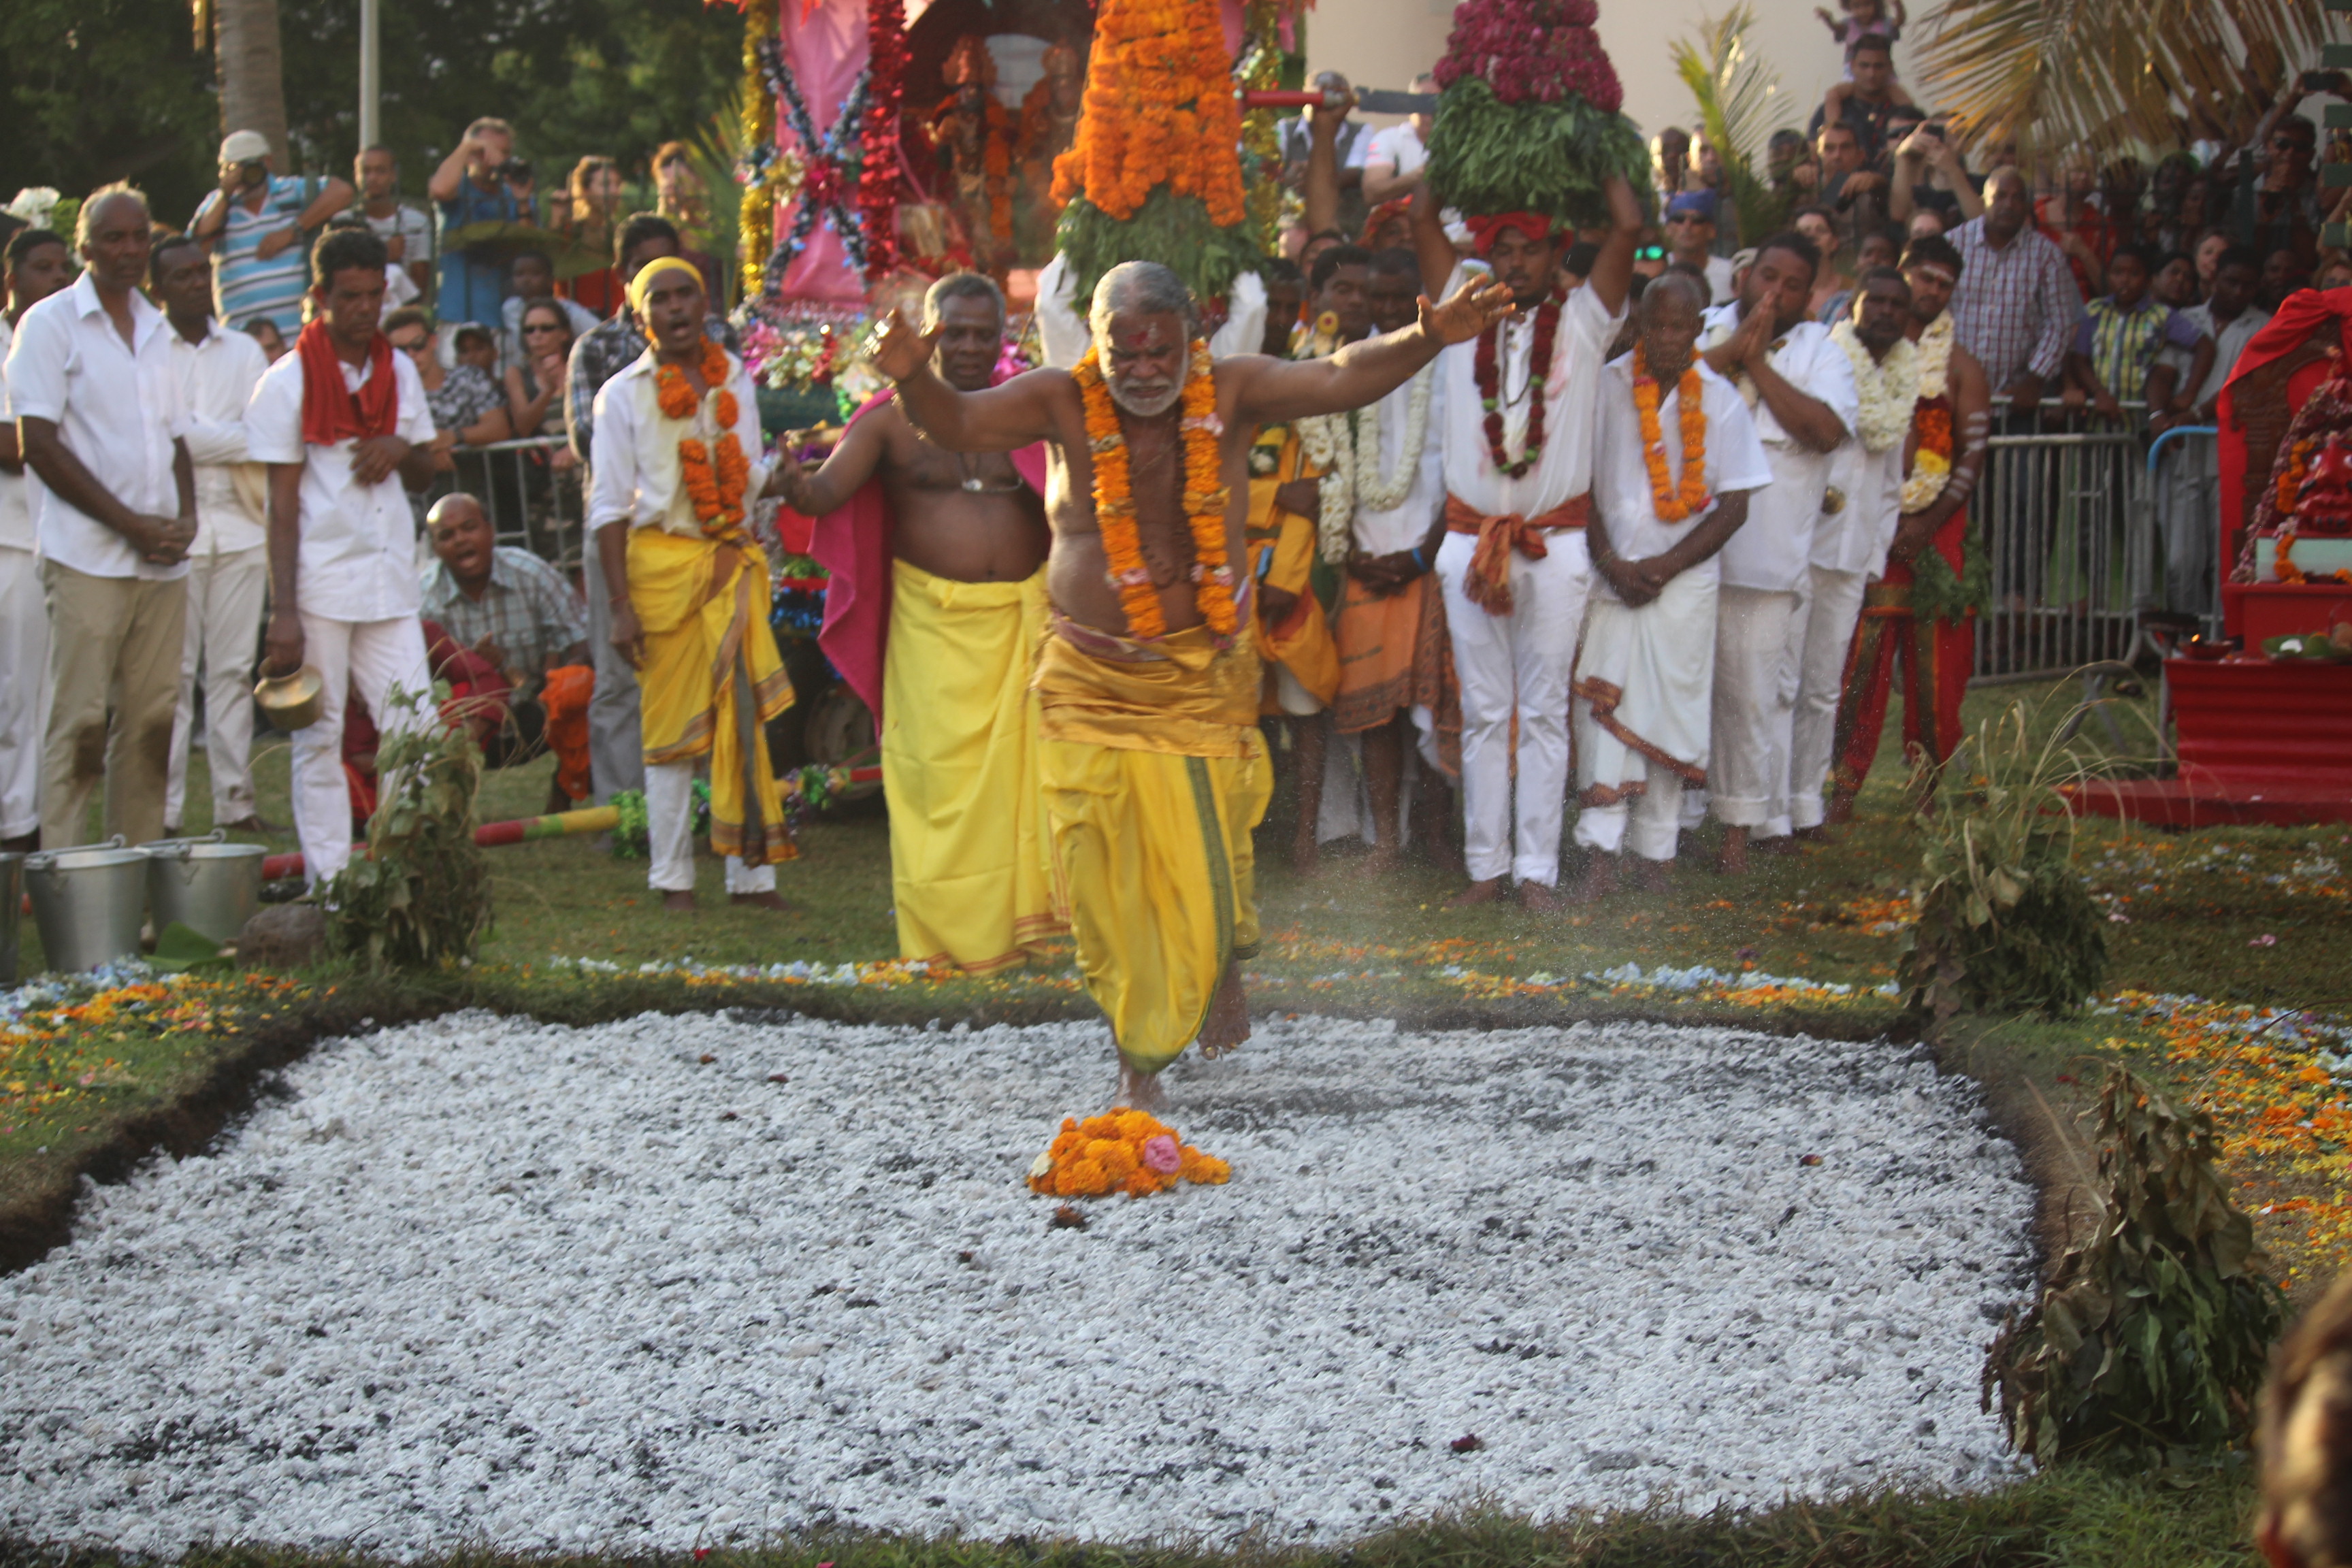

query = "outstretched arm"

[
  {"left": 769, "top": 408, "right": 891, "bottom": 513},
  {"left": 870, "top": 310, "right": 1066, "bottom": 452},
  {"left": 1231, "top": 272, "right": 1513, "bottom": 425}
]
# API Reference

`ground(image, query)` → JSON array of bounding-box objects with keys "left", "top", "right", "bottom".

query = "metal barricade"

[
  {"left": 1969, "top": 402, "right": 2221, "bottom": 681},
  {"left": 419, "top": 435, "right": 585, "bottom": 575}
]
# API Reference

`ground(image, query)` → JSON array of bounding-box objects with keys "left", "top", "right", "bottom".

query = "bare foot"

[
  {"left": 1447, "top": 877, "right": 1506, "bottom": 908},
  {"left": 1289, "top": 836, "right": 1320, "bottom": 877},
  {"left": 1714, "top": 826, "right": 1750, "bottom": 877},
  {"left": 1360, "top": 844, "right": 1403, "bottom": 877},
  {"left": 1564, "top": 855, "right": 1618, "bottom": 904},
  {"left": 1198, "top": 959, "right": 1250, "bottom": 1060},
  {"left": 662, "top": 890, "right": 696, "bottom": 911},
  {"left": 1759, "top": 834, "right": 1801, "bottom": 857},
  {"left": 1117, "top": 1057, "right": 1169, "bottom": 1112},
  {"left": 1631, "top": 858, "right": 1671, "bottom": 894},
  {"left": 1519, "top": 881, "right": 1565, "bottom": 914},
  {"left": 729, "top": 891, "right": 797, "bottom": 912},
  {"left": 1794, "top": 824, "right": 1835, "bottom": 844},
  {"left": 1825, "top": 789, "right": 1857, "bottom": 827}
]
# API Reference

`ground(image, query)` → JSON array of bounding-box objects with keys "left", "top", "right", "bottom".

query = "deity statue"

[
  {"left": 930, "top": 35, "right": 1017, "bottom": 278},
  {"left": 1019, "top": 36, "right": 1087, "bottom": 258}
]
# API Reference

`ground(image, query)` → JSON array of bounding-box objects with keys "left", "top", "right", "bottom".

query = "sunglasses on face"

[
  {"left": 389, "top": 335, "right": 429, "bottom": 353},
  {"left": 1635, "top": 246, "right": 1666, "bottom": 261},
  {"left": 522, "top": 322, "right": 565, "bottom": 334}
]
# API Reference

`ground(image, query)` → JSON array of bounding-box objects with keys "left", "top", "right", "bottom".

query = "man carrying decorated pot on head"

[{"left": 1405, "top": 0, "right": 1648, "bottom": 913}]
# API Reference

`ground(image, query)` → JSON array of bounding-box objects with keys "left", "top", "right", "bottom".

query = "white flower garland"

[
  {"left": 1829, "top": 319, "right": 1919, "bottom": 454},
  {"left": 1294, "top": 362, "right": 1437, "bottom": 564},
  {"left": 1912, "top": 310, "right": 1955, "bottom": 402},
  {"left": 1897, "top": 312, "right": 1960, "bottom": 514}
]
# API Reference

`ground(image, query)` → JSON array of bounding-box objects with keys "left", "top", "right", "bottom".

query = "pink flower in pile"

[{"left": 1142, "top": 1134, "right": 1182, "bottom": 1175}]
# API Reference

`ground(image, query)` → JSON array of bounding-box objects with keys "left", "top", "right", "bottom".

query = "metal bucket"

[
  {"left": 23, "top": 837, "right": 148, "bottom": 975},
  {"left": 0, "top": 852, "right": 21, "bottom": 986},
  {"left": 146, "top": 832, "right": 266, "bottom": 945}
]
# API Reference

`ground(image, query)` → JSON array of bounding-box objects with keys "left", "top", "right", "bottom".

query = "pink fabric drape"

[{"left": 777, "top": 0, "right": 874, "bottom": 302}]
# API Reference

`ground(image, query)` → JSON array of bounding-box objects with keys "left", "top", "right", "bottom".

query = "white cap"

[{"left": 218, "top": 129, "right": 272, "bottom": 165}]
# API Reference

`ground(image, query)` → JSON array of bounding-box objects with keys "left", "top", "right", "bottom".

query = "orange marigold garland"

[
  {"left": 1631, "top": 340, "right": 1710, "bottom": 523},
  {"left": 1045, "top": 0, "right": 1262, "bottom": 308},
  {"left": 657, "top": 338, "right": 750, "bottom": 536},
  {"left": 1071, "top": 339, "right": 1237, "bottom": 641},
  {"left": 1029, "top": 1108, "right": 1232, "bottom": 1199},
  {"left": 2275, "top": 531, "right": 2352, "bottom": 586}
]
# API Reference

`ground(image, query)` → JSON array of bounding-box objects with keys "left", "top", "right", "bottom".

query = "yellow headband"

[{"left": 627, "top": 256, "right": 704, "bottom": 316}]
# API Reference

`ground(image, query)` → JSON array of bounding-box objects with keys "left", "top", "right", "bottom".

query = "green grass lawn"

[{"left": 3, "top": 674, "right": 2344, "bottom": 1567}]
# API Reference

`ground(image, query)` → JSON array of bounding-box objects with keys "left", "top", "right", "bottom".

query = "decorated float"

[
  {"left": 716, "top": 0, "right": 1314, "bottom": 787},
  {"left": 2075, "top": 288, "right": 2352, "bottom": 826}
]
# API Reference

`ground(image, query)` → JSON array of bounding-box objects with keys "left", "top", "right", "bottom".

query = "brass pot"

[{"left": 254, "top": 665, "right": 326, "bottom": 732}]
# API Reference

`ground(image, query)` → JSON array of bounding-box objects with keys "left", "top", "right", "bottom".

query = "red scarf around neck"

[{"left": 295, "top": 318, "right": 399, "bottom": 448}]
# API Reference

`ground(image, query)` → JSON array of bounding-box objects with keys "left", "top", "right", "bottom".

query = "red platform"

[
  {"left": 2070, "top": 657, "right": 2352, "bottom": 826},
  {"left": 2072, "top": 292, "right": 2352, "bottom": 827}
]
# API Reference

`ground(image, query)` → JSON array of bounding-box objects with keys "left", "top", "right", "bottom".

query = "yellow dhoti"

[
  {"left": 1246, "top": 428, "right": 1341, "bottom": 716},
  {"left": 1036, "top": 620, "right": 1271, "bottom": 1073},
  {"left": 628, "top": 526, "right": 796, "bottom": 865},
  {"left": 883, "top": 559, "right": 1066, "bottom": 973}
]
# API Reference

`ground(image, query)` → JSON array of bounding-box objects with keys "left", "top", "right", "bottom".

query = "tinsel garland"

[
  {"left": 860, "top": 0, "right": 906, "bottom": 280},
  {"left": 1235, "top": 1, "right": 1285, "bottom": 256},
  {"left": 738, "top": 1, "right": 779, "bottom": 299}
]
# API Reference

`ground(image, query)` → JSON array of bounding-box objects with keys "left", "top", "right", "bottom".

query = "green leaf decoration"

[
  {"left": 321, "top": 682, "right": 492, "bottom": 973},
  {"left": 150, "top": 921, "right": 229, "bottom": 975},
  {"left": 1984, "top": 1066, "right": 2287, "bottom": 1466},
  {"left": 1055, "top": 189, "right": 1268, "bottom": 318},
  {"left": 1424, "top": 77, "right": 1648, "bottom": 231}
]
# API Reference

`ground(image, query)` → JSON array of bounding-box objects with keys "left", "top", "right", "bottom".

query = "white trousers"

[
  {"left": 1708, "top": 585, "right": 1801, "bottom": 830},
  {"left": 165, "top": 545, "right": 270, "bottom": 829},
  {"left": 582, "top": 540, "right": 645, "bottom": 803},
  {"left": 292, "top": 614, "right": 431, "bottom": 887},
  {"left": 0, "top": 546, "right": 49, "bottom": 840},
  {"left": 1789, "top": 566, "right": 1869, "bottom": 830},
  {"left": 644, "top": 758, "right": 774, "bottom": 894},
  {"left": 1572, "top": 762, "right": 1686, "bottom": 860},
  {"left": 1435, "top": 527, "right": 1591, "bottom": 886}
]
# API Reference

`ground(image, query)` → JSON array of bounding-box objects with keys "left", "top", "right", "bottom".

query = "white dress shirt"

[
  {"left": 5, "top": 272, "right": 187, "bottom": 580},
  {"left": 1699, "top": 306, "right": 1859, "bottom": 593},
  {"left": 1814, "top": 437, "right": 1905, "bottom": 578},
  {"left": 163, "top": 318, "right": 272, "bottom": 555},
  {"left": 2180, "top": 301, "right": 2271, "bottom": 409},
  {"left": 0, "top": 314, "right": 31, "bottom": 553},
  {"left": 587, "top": 347, "right": 772, "bottom": 536},
  {"left": 1590, "top": 353, "right": 1774, "bottom": 598},
  {"left": 1365, "top": 121, "right": 1427, "bottom": 180},
  {"left": 1350, "top": 365, "right": 1447, "bottom": 555},
  {"left": 245, "top": 342, "right": 438, "bottom": 622},
  {"left": 1439, "top": 262, "right": 1624, "bottom": 520}
]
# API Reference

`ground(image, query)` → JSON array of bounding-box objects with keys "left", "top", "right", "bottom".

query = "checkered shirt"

[
  {"left": 420, "top": 546, "right": 589, "bottom": 679},
  {"left": 566, "top": 311, "right": 740, "bottom": 463},
  {"left": 1947, "top": 216, "right": 2084, "bottom": 393}
]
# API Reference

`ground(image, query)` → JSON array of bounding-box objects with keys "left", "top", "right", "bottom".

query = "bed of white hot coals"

[{"left": 2, "top": 1011, "right": 2036, "bottom": 1555}]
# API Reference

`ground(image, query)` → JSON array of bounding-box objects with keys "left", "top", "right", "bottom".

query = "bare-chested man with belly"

[
  {"left": 773, "top": 273, "right": 1066, "bottom": 975},
  {"left": 866, "top": 259, "right": 1509, "bottom": 1105}
]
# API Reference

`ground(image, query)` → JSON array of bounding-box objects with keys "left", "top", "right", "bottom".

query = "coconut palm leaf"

[
  {"left": 1915, "top": 0, "right": 2326, "bottom": 158},
  {"left": 1670, "top": 3, "right": 1795, "bottom": 246}
]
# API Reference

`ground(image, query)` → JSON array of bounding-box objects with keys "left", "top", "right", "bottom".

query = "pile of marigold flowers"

[{"left": 1028, "top": 1109, "right": 1230, "bottom": 1199}]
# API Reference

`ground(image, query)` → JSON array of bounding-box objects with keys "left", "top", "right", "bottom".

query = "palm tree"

[
  {"left": 212, "top": 0, "right": 289, "bottom": 164},
  {"left": 1669, "top": 3, "right": 1797, "bottom": 248},
  {"left": 1913, "top": 0, "right": 2329, "bottom": 158}
]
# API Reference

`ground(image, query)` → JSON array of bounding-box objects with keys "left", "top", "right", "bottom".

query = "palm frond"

[
  {"left": 1669, "top": 3, "right": 1795, "bottom": 246},
  {"left": 1915, "top": 0, "right": 2328, "bottom": 159}
]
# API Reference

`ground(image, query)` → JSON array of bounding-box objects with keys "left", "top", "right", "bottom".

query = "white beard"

[{"left": 1107, "top": 377, "right": 1183, "bottom": 418}]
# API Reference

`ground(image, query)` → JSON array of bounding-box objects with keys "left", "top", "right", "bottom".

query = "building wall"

[{"left": 1302, "top": 0, "right": 1926, "bottom": 146}]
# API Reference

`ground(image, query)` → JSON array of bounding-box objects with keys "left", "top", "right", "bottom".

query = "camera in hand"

[{"left": 504, "top": 157, "right": 532, "bottom": 183}]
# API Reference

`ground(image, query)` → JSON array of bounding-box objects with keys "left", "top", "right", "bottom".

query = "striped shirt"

[
  {"left": 193, "top": 176, "right": 315, "bottom": 335},
  {"left": 1948, "top": 215, "right": 2082, "bottom": 394},
  {"left": 2074, "top": 296, "right": 2201, "bottom": 405}
]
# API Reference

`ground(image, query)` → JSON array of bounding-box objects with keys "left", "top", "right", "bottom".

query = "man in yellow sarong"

[
  {"left": 869, "top": 257, "right": 1510, "bottom": 1106},
  {"left": 588, "top": 257, "right": 794, "bottom": 911},
  {"left": 772, "top": 273, "right": 1064, "bottom": 973},
  {"left": 1244, "top": 418, "right": 1340, "bottom": 871}
]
